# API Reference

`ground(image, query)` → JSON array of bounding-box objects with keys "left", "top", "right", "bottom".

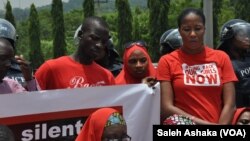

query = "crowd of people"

[{"left": 1, "top": 6, "right": 250, "bottom": 141}]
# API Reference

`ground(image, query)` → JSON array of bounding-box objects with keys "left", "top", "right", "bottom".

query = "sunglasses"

[{"left": 124, "top": 40, "right": 148, "bottom": 50}]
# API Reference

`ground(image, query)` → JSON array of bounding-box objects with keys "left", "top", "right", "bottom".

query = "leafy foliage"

[
  {"left": 2, "top": 0, "right": 240, "bottom": 63},
  {"left": 83, "top": 0, "right": 95, "bottom": 18},
  {"left": 5, "top": 0, "right": 16, "bottom": 27},
  {"left": 233, "top": 0, "right": 250, "bottom": 22},
  {"left": 29, "top": 4, "right": 44, "bottom": 70},
  {"left": 51, "top": 0, "right": 66, "bottom": 58},
  {"left": 148, "top": 0, "right": 170, "bottom": 62},
  {"left": 115, "top": 0, "right": 133, "bottom": 54}
]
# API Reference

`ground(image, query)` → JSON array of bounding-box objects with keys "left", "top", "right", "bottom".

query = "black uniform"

[
  {"left": 232, "top": 57, "right": 250, "bottom": 107},
  {"left": 6, "top": 60, "right": 26, "bottom": 87}
]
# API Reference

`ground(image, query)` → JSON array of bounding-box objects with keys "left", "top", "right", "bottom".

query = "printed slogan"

[{"left": 182, "top": 63, "right": 220, "bottom": 86}]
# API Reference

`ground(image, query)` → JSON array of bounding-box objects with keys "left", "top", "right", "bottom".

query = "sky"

[{"left": 0, "top": 0, "right": 69, "bottom": 10}]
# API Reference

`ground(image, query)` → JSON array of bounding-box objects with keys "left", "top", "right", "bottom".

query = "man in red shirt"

[{"left": 35, "top": 16, "right": 115, "bottom": 90}]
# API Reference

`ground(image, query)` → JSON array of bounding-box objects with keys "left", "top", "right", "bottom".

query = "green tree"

[
  {"left": 51, "top": 0, "right": 66, "bottom": 58},
  {"left": 29, "top": 4, "right": 44, "bottom": 70},
  {"left": 16, "top": 20, "right": 29, "bottom": 58},
  {"left": 83, "top": 0, "right": 95, "bottom": 18},
  {"left": 232, "top": 0, "right": 250, "bottom": 22},
  {"left": 148, "top": 0, "right": 170, "bottom": 62},
  {"left": 5, "top": 0, "right": 16, "bottom": 27},
  {"left": 213, "top": 0, "right": 222, "bottom": 47},
  {"left": 64, "top": 9, "right": 83, "bottom": 54},
  {"left": 168, "top": 0, "right": 200, "bottom": 28},
  {"left": 133, "top": 7, "right": 142, "bottom": 40},
  {"left": 115, "top": 0, "right": 133, "bottom": 54}
]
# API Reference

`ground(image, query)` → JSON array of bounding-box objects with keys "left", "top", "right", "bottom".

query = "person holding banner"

[
  {"left": 35, "top": 16, "right": 115, "bottom": 90},
  {"left": 75, "top": 107, "right": 131, "bottom": 141},
  {"left": 0, "top": 38, "right": 37, "bottom": 94},
  {"left": 0, "top": 18, "right": 38, "bottom": 91},
  {"left": 157, "top": 8, "right": 238, "bottom": 125},
  {"left": 115, "top": 41, "right": 157, "bottom": 87}
]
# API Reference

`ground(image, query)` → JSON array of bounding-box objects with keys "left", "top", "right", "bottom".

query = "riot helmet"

[
  {"left": 217, "top": 19, "right": 250, "bottom": 50},
  {"left": 0, "top": 18, "right": 17, "bottom": 48},
  {"left": 73, "top": 24, "right": 82, "bottom": 47},
  {"left": 159, "top": 28, "right": 182, "bottom": 55}
]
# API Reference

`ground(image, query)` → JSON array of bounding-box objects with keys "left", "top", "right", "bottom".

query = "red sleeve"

[
  {"left": 220, "top": 52, "right": 238, "bottom": 83},
  {"left": 34, "top": 62, "right": 52, "bottom": 90},
  {"left": 157, "top": 56, "right": 171, "bottom": 81}
]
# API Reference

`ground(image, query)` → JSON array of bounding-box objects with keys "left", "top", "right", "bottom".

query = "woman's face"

[
  {"left": 179, "top": 12, "right": 205, "bottom": 53},
  {"left": 236, "top": 111, "right": 250, "bottom": 125},
  {"left": 127, "top": 50, "right": 148, "bottom": 79},
  {"left": 102, "top": 124, "right": 130, "bottom": 141}
]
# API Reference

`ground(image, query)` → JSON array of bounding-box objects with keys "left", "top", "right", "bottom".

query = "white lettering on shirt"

[
  {"left": 182, "top": 63, "right": 220, "bottom": 86},
  {"left": 69, "top": 76, "right": 106, "bottom": 88}
]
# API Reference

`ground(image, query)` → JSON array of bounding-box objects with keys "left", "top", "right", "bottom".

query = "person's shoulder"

[
  {"left": 205, "top": 46, "right": 231, "bottom": 62},
  {"left": 93, "top": 63, "right": 115, "bottom": 76},
  {"left": 43, "top": 56, "right": 71, "bottom": 66},
  {"left": 46, "top": 56, "right": 69, "bottom": 63},
  {"left": 160, "top": 49, "right": 180, "bottom": 60},
  {"left": 205, "top": 46, "right": 228, "bottom": 56},
  {"left": 98, "top": 63, "right": 113, "bottom": 73},
  {"left": 36, "top": 56, "right": 71, "bottom": 73}
]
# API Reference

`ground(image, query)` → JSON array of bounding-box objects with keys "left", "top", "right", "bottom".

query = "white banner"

[{"left": 0, "top": 83, "right": 160, "bottom": 141}]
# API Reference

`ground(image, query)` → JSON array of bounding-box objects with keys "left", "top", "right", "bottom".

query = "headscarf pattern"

[
  {"left": 105, "top": 112, "right": 126, "bottom": 127},
  {"left": 163, "top": 114, "right": 196, "bottom": 125}
]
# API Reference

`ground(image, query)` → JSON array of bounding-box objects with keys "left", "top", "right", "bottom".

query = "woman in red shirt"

[{"left": 157, "top": 8, "right": 238, "bottom": 125}]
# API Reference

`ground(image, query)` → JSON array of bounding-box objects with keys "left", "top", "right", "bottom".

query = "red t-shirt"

[
  {"left": 157, "top": 47, "right": 238, "bottom": 123},
  {"left": 35, "top": 56, "right": 115, "bottom": 90}
]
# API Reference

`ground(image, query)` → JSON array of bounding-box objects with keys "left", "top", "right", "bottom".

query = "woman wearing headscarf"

[
  {"left": 115, "top": 42, "right": 156, "bottom": 86},
  {"left": 75, "top": 108, "right": 131, "bottom": 141},
  {"left": 232, "top": 107, "right": 250, "bottom": 125}
]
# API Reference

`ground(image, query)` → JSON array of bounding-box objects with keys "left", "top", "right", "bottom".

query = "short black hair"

[
  {"left": 81, "top": 16, "right": 109, "bottom": 33},
  {"left": 177, "top": 8, "right": 205, "bottom": 28}
]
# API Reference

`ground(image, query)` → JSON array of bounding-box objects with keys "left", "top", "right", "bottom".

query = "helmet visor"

[
  {"left": 233, "top": 23, "right": 250, "bottom": 42},
  {"left": 166, "top": 29, "right": 182, "bottom": 49}
]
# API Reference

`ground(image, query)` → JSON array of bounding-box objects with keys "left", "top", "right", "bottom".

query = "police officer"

[
  {"left": 0, "top": 18, "right": 36, "bottom": 90},
  {"left": 217, "top": 19, "right": 250, "bottom": 107}
]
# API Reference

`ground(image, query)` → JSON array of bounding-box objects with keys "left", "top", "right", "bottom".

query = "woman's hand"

[{"left": 142, "top": 76, "right": 158, "bottom": 87}]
